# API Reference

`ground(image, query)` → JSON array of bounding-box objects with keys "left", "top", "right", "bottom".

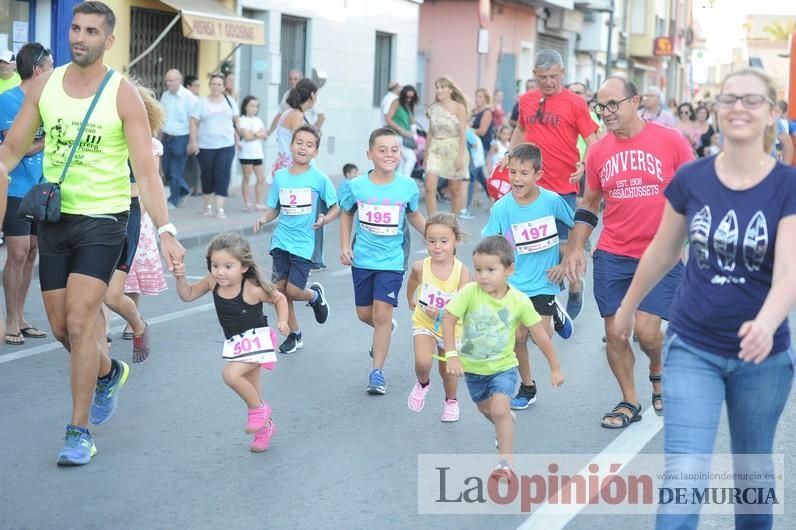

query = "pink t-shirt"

[
  {"left": 518, "top": 88, "right": 600, "bottom": 195},
  {"left": 585, "top": 122, "right": 694, "bottom": 258}
]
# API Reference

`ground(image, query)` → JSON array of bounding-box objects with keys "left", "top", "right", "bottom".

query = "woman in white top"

[
  {"left": 272, "top": 78, "right": 318, "bottom": 177},
  {"left": 238, "top": 95, "right": 268, "bottom": 211},
  {"left": 188, "top": 73, "right": 239, "bottom": 219}
]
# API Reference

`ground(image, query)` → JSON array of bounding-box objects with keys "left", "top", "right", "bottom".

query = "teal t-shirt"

[
  {"left": 267, "top": 166, "right": 338, "bottom": 260},
  {"left": 338, "top": 171, "right": 418, "bottom": 271},
  {"left": 0, "top": 86, "right": 43, "bottom": 197},
  {"left": 445, "top": 283, "right": 541, "bottom": 375},
  {"left": 482, "top": 188, "right": 574, "bottom": 296}
]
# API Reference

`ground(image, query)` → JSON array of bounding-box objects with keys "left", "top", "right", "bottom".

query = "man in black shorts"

[
  {"left": 0, "top": 43, "right": 52, "bottom": 345},
  {"left": 0, "top": 1, "right": 185, "bottom": 466}
]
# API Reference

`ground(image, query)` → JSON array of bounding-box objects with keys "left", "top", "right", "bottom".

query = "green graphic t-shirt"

[{"left": 445, "top": 282, "right": 541, "bottom": 375}]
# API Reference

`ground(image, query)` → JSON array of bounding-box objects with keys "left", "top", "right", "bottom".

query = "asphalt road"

[{"left": 1, "top": 205, "right": 795, "bottom": 530}]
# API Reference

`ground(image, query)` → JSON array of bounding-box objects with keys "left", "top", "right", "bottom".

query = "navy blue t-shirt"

[{"left": 665, "top": 156, "right": 796, "bottom": 357}]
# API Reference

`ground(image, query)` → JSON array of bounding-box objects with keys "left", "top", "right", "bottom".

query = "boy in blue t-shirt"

[
  {"left": 482, "top": 143, "right": 574, "bottom": 410},
  {"left": 255, "top": 125, "right": 339, "bottom": 354},
  {"left": 339, "top": 128, "right": 426, "bottom": 395}
]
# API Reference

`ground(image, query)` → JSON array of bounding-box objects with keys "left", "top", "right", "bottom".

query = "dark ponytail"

[{"left": 286, "top": 78, "right": 318, "bottom": 110}]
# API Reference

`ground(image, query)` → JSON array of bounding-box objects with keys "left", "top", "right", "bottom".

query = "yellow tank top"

[
  {"left": 412, "top": 257, "right": 464, "bottom": 336},
  {"left": 39, "top": 65, "right": 130, "bottom": 214}
]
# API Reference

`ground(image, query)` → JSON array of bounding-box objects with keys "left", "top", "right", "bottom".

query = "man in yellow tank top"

[{"left": 0, "top": 1, "right": 185, "bottom": 466}]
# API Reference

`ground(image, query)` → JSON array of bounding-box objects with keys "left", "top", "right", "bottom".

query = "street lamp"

[{"left": 577, "top": 0, "right": 616, "bottom": 80}]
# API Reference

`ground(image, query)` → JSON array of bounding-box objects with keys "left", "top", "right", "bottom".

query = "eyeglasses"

[
  {"left": 536, "top": 97, "right": 546, "bottom": 121},
  {"left": 716, "top": 94, "right": 773, "bottom": 109},
  {"left": 593, "top": 95, "right": 633, "bottom": 115},
  {"left": 34, "top": 47, "right": 51, "bottom": 67}
]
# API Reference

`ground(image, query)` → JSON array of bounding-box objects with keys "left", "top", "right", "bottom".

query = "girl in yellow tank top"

[{"left": 406, "top": 213, "right": 470, "bottom": 421}]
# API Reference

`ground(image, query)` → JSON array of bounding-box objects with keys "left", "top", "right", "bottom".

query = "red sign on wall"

[{"left": 654, "top": 37, "right": 673, "bottom": 56}]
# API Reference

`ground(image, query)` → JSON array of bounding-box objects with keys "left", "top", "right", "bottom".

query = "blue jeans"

[
  {"left": 466, "top": 166, "right": 488, "bottom": 210},
  {"left": 162, "top": 134, "right": 191, "bottom": 206},
  {"left": 656, "top": 333, "right": 794, "bottom": 530},
  {"left": 197, "top": 145, "right": 235, "bottom": 197}
]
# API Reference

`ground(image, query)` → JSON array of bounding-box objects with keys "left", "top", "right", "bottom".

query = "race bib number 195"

[
  {"left": 510, "top": 216, "right": 558, "bottom": 254},
  {"left": 358, "top": 202, "right": 400, "bottom": 236}
]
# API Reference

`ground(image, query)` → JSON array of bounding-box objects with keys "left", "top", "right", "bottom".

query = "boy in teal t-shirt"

[
  {"left": 339, "top": 128, "right": 426, "bottom": 395},
  {"left": 443, "top": 236, "right": 564, "bottom": 477},
  {"left": 482, "top": 143, "right": 574, "bottom": 411},
  {"left": 255, "top": 125, "right": 339, "bottom": 354}
]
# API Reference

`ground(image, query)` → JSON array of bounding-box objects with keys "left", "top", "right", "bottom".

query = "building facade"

[{"left": 237, "top": 0, "right": 421, "bottom": 175}]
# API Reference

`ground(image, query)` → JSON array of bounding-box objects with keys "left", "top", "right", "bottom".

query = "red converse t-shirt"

[
  {"left": 518, "top": 88, "right": 599, "bottom": 195},
  {"left": 585, "top": 122, "right": 695, "bottom": 258}
]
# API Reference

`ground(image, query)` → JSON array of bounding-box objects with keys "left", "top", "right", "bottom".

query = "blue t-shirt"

[
  {"left": 789, "top": 120, "right": 796, "bottom": 136},
  {"left": 665, "top": 156, "right": 796, "bottom": 357},
  {"left": 482, "top": 188, "right": 574, "bottom": 296},
  {"left": 338, "top": 171, "right": 419, "bottom": 271},
  {"left": 267, "top": 166, "right": 338, "bottom": 260},
  {"left": 0, "top": 87, "right": 44, "bottom": 197}
]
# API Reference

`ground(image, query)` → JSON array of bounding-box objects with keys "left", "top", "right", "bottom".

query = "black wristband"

[{"left": 574, "top": 208, "right": 598, "bottom": 228}]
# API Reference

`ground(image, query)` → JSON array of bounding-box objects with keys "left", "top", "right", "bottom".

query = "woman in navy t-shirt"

[{"left": 615, "top": 69, "right": 796, "bottom": 529}]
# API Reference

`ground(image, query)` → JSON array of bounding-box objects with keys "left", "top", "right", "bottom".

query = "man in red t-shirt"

[
  {"left": 508, "top": 49, "right": 600, "bottom": 320},
  {"left": 564, "top": 76, "right": 694, "bottom": 429}
]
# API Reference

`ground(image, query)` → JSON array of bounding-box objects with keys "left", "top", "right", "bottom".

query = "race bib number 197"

[
  {"left": 222, "top": 327, "right": 277, "bottom": 364},
  {"left": 510, "top": 216, "right": 558, "bottom": 254}
]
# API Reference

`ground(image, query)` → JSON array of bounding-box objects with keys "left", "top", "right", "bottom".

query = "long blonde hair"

[
  {"left": 719, "top": 69, "right": 778, "bottom": 154},
  {"left": 129, "top": 78, "right": 166, "bottom": 135},
  {"left": 434, "top": 76, "right": 469, "bottom": 115}
]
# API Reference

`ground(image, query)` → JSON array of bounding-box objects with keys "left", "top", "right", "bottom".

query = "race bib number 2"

[
  {"left": 358, "top": 202, "right": 400, "bottom": 236},
  {"left": 279, "top": 187, "right": 312, "bottom": 215},
  {"left": 222, "top": 327, "right": 277, "bottom": 364},
  {"left": 510, "top": 216, "right": 558, "bottom": 254}
]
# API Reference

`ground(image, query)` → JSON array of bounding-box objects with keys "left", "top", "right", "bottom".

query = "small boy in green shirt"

[{"left": 443, "top": 236, "right": 564, "bottom": 477}]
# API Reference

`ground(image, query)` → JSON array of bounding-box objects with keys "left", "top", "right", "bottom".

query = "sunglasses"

[
  {"left": 536, "top": 97, "right": 546, "bottom": 121},
  {"left": 34, "top": 47, "right": 51, "bottom": 67}
]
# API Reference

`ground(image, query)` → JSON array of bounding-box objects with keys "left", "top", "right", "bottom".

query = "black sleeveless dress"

[{"left": 213, "top": 279, "right": 268, "bottom": 339}]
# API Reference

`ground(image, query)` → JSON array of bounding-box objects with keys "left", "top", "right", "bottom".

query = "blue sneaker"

[
  {"left": 89, "top": 360, "right": 129, "bottom": 425},
  {"left": 57, "top": 425, "right": 97, "bottom": 466},
  {"left": 566, "top": 279, "right": 585, "bottom": 320},
  {"left": 510, "top": 382, "right": 537, "bottom": 410},
  {"left": 551, "top": 297, "right": 574, "bottom": 339},
  {"left": 367, "top": 368, "right": 386, "bottom": 395}
]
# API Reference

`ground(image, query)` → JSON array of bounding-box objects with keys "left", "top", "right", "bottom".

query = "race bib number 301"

[
  {"left": 358, "top": 202, "right": 400, "bottom": 236},
  {"left": 510, "top": 216, "right": 558, "bottom": 254},
  {"left": 279, "top": 187, "right": 312, "bottom": 215},
  {"left": 222, "top": 327, "right": 277, "bottom": 364}
]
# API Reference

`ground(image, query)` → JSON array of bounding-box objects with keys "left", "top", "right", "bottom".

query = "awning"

[{"left": 161, "top": 0, "right": 265, "bottom": 46}]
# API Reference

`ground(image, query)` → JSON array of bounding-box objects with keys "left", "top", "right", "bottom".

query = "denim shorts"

[
  {"left": 464, "top": 368, "right": 518, "bottom": 403},
  {"left": 556, "top": 192, "right": 577, "bottom": 242},
  {"left": 592, "top": 249, "right": 683, "bottom": 319},
  {"left": 270, "top": 248, "right": 312, "bottom": 289}
]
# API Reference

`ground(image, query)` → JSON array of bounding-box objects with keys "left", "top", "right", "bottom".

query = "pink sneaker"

[
  {"left": 250, "top": 419, "right": 277, "bottom": 452},
  {"left": 440, "top": 399, "right": 460, "bottom": 422},
  {"left": 245, "top": 402, "right": 272, "bottom": 433},
  {"left": 407, "top": 381, "right": 430, "bottom": 412}
]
